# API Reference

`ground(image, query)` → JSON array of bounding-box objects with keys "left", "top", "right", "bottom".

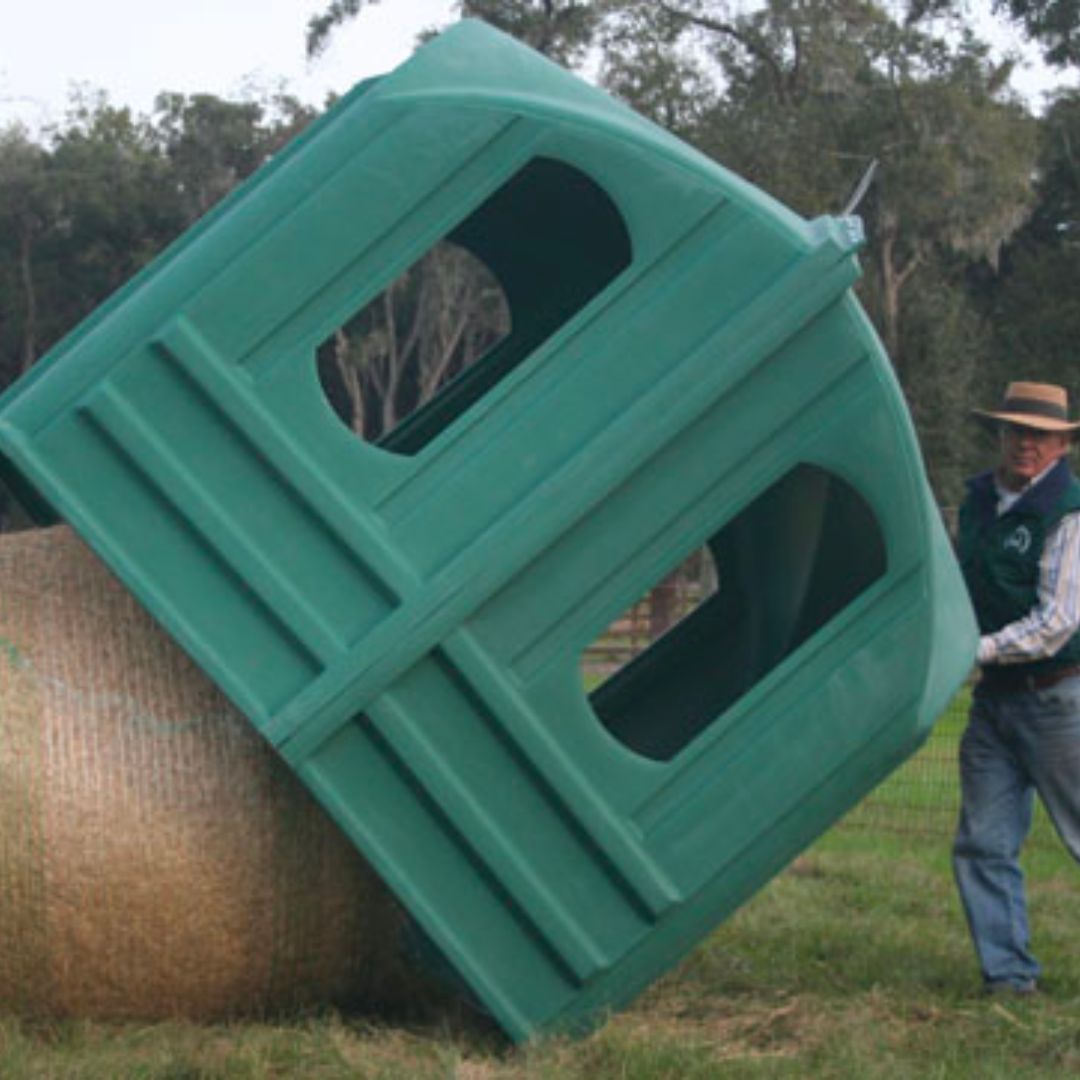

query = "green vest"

[{"left": 958, "top": 457, "right": 1080, "bottom": 673}]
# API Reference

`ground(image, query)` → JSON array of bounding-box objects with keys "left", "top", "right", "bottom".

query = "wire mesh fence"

[
  {"left": 840, "top": 686, "right": 1062, "bottom": 848},
  {"left": 583, "top": 624, "right": 1061, "bottom": 850},
  {"left": 838, "top": 690, "right": 967, "bottom": 843}
]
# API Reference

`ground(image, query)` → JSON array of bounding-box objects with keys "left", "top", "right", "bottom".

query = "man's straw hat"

[{"left": 972, "top": 381, "right": 1080, "bottom": 433}]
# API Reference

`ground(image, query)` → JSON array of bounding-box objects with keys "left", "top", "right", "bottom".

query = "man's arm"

[{"left": 977, "top": 512, "right": 1080, "bottom": 665}]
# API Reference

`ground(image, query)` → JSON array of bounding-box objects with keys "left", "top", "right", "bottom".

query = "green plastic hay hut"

[{"left": 0, "top": 20, "right": 977, "bottom": 1041}]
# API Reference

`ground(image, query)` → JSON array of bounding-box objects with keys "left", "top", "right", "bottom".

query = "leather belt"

[{"left": 979, "top": 662, "right": 1080, "bottom": 693}]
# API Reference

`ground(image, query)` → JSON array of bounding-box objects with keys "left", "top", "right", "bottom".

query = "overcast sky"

[
  {"left": 0, "top": 0, "right": 1075, "bottom": 135},
  {"left": 0, "top": 1, "right": 457, "bottom": 131}
]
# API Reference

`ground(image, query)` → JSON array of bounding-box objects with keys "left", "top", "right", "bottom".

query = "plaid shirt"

[{"left": 977, "top": 508, "right": 1080, "bottom": 665}]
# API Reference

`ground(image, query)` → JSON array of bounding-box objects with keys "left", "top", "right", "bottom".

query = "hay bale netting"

[{"left": 0, "top": 525, "right": 433, "bottom": 1021}]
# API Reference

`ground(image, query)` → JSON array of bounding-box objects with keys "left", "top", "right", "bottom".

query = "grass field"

[{"left": 3, "top": 692, "right": 1078, "bottom": 1078}]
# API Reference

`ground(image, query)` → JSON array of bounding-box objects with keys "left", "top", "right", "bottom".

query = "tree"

[
  {"left": 307, "top": 0, "right": 382, "bottom": 56},
  {"left": 299, "top": 0, "right": 1039, "bottom": 504},
  {"left": 891, "top": 257, "right": 991, "bottom": 502},
  {"left": 42, "top": 96, "right": 185, "bottom": 347},
  {"left": 979, "top": 90, "right": 1080, "bottom": 403},
  {"left": 996, "top": 0, "right": 1080, "bottom": 66},
  {"left": 151, "top": 89, "right": 315, "bottom": 221},
  {"left": 317, "top": 241, "right": 510, "bottom": 442},
  {"left": 598, "top": 2, "right": 718, "bottom": 134},
  {"left": 454, "top": 0, "right": 603, "bottom": 61},
  {"left": 307, "top": 0, "right": 601, "bottom": 62},
  {"left": 0, "top": 126, "right": 52, "bottom": 378},
  {"left": 678, "top": 1, "right": 1035, "bottom": 505},
  {"left": 303, "top": 0, "right": 1034, "bottom": 372},
  {"left": 907, "top": 0, "right": 1080, "bottom": 67},
  {"left": 0, "top": 88, "right": 317, "bottom": 389},
  {"left": 602, "top": 3, "right": 1035, "bottom": 375},
  {"left": 905, "top": 0, "right": 1080, "bottom": 69}
]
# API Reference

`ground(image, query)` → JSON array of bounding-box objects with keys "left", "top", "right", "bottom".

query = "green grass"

[
  {"left": 4, "top": 694, "right": 1079, "bottom": 1078},
  {"left": 844, "top": 688, "right": 1062, "bottom": 850}
]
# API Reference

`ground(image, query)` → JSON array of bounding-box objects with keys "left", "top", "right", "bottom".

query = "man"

[{"left": 954, "top": 380, "right": 1080, "bottom": 995}]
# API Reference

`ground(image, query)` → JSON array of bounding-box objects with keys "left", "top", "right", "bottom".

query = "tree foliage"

[
  {"left": 904, "top": 0, "right": 1080, "bottom": 68},
  {"left": 307, "top": 0, "right": 380, "bottom": 57},
  {"left": 993, "top": 0, "right": 1080, "bottom": 68},
  {"left": 587, "top": 0, "right": 1035, "bottom": 502},
  {"left": 152, "top": 91, "right": 312, "bottom": 220},
  {"left": 3, "top": 1, "right": 1078, "bottom": 511},
  {"left": 981, "top": 90, "right": 1080, "bottom": 397},
  {"left": 0, "top": 127, "right": 53, "bottom": 375},
  {"left": 0, "top": 90, "right": 316, "bottom": 394},
  {"left": 317, "top": 242, "right": 510, "bottom": 441},
  {"left": 307, "top": 0, "right": 601, "bottom": 62}
]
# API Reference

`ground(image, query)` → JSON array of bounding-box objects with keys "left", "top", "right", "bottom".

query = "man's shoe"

[{"left": 984, "top": 979, "right": 1038, "bottom": 996}]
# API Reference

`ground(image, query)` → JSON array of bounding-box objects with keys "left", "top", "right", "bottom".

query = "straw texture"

[{"left": 0, "top": 526, "right": 422, "bottom": 1020}]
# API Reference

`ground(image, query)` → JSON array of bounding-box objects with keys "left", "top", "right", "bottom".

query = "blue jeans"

[{"left": 952, "top": 674, "right": 1080, "bottom": 988}]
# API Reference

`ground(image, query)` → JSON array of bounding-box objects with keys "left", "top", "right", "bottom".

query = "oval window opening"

[
  {"left": 584, "top": 466, "right": 887, "bottom": 762},
  {"left": 315, "top": 156, "right": 632, "bottom": 456}
]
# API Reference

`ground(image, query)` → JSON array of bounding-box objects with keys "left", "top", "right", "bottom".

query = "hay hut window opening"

[
  {"left": 586, "top": 465, "right": 887, "bottom": 762},
  {"left": 316, "top": 157, "right": 632, "bottom": 456}
]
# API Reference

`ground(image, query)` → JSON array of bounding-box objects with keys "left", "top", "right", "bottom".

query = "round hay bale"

[{"left": 0, "top": 525, "right": 427, "bottom": 1021}]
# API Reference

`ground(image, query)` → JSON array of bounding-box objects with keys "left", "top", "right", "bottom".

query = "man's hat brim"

[{"left": 971, "top": 407, "right": 1080, "bottom": 433}]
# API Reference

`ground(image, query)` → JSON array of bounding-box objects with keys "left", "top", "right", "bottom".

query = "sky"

[
  {"left": 0, "top": 1, "right": 457, "bottom": 132},
  {"left": 0, "top": 0, "right": 1076, "bottom": 135}
]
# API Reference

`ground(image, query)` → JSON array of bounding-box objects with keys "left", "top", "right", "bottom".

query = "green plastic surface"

[{"left": 0, "top": 21, "right": 977, "bottom": 1040}]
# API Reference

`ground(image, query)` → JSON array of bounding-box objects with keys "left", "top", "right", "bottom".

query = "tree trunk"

[
  {"left": 17, "top": 225, "right": 37, "bottom": 373},
  {"left": 876, "top": 228, "right": 920, "bottom": 376},
  {"left": 648, "top": 571, "right": 681, "bottom": 642},
  {"left": 330, "top": 329, "right": 367, "bottom": 435}
]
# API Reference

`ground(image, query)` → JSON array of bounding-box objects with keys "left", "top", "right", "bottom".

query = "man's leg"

[
  {"left": 952, "top": 691, "right": 1039, "bottom": 990},
  {"left": 1020, "top": 675, "right": 1080, "bottom": 869}
]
